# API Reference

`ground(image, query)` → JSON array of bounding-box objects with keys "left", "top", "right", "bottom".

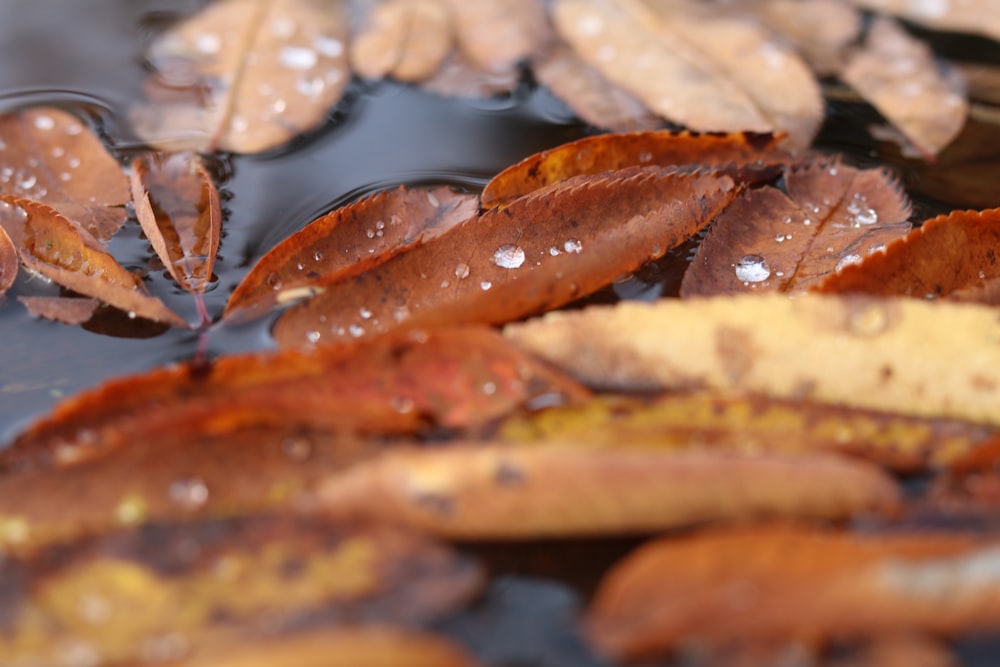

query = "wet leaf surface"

[
  {"left": 273, "top": 169, "right": 736, "bottom": 347},
  {"left": 318, "top": 444, "right": 899, "bottom": 539},
  {"left": 442, "top": 0, "right": 551, "bottom": 72},
  {"left": 0, "top": 514, "right": 483, "bottom": 666},
  {"left": 850, "top": 0, "right": 1000, "bottom": 42},
  {"left": 754, "top": 0, "right": 862, "bottom": 76},
  {"left": 18, "top": 296, "right": 100, "bottom": 326},
  {"left": 0, "top": 220, "right": 14, "bottom": 294},
  {"left": 680, "top": 159, "right": 912, "bottom": 296},
  {"left": 351, "top": 0, "right": 454, "bottom": 82},
  {"left": 130, "top": 152, "right": 221, "bottom": 296}
]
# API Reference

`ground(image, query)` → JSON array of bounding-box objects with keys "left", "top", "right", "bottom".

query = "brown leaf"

[
  {"left": 18, "top": 296, "right": 100, "bottom": 325},
  {"left": 755, "top": 0, "right": 862, "bottom": 77},
  {"left": 503, "top": 294, "right": 1000, "bottom": 426},
  {"left": 553, "top": 0, "right": 823, "bottom": 148},
  {"left": 0, "top": 221, "right": 14, "bottom": 294},
  {"left": 130, "top": 0, "right": 351, "bottom": 153},
  {"left": 841, "top": 17, "right": 967, "bottom": 157},
  {"left": 350, "top": 0, "right": 453, "bottom": 82},
  {"left": 481, "top": 128, "right": 786, "bottom": 209},
  {"left": 0, "top": 107, "right": 129, "bottom": 241},
  {"left": 0, "top": 196, "right": 186, "bottom": 327},
  {"left": 586, "top": 525, "right": 999, "bottom": 660},
  {"left": 850, "top": 0, "right": 1000, "bottom": 42},
  {"left": 680, "top": 158, "right": 912, "bottom": 296},
  {"left": 440, "top": 0, "right": 551, "bottom": 72},
  {"left": 1, "top": 326, "right": 587, "bottom": 474},
  {"left": 0, "top": 515, "right": 482, "bottom": 665},
  {"left": 816, "top": 208, "right": 1000, "bottom": 301},
  {"left": 317, "top": 445, "right": 899, "bottom": 539},
  {"left": 273, "top": 169, "right": 736, "bottom": 347},
  {"left": 224, "top": 185, "right": 478, "bottom": 322},
  {"left": 420, "top": 51, "right": 523, "bottom": 98},
  {"left": 130, "top": 152, "right": 221, "bottom": 295}
]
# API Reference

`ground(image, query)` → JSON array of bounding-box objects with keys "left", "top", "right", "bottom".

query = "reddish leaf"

[
  {"left": 130, "top": 151, "right": 221, "bottom": 295},
  {"left": 481, "top": 129, "right": 787, "bottom": 209},
  {"left": 18, "top": 295, "right": 99, "bottom": 325},
  {"left": 1, "top": 326, "right": 587, "bottom": 474},
  {"left": 273, "top": 168, "right": 736, "bottom": 348},
  {"left": 225, "top": 185, "right": 479, "bottom": 322},
  {"left": 681, "top": 159, "right": 911, "bottom": 296},
  {"left": 0, "top": 196, "right": 186, "bottom": 327},
  {"left": 816, "top": 208, "right": 1000, "bottom": 301},
  {"left": 0, "top": 221, "right": 14, "bottom": 294},
  {"left": 0, "top": 107, "right": 130, "bottom": 241},
  {"left": 318, "top": 445, "right": 899, "bottom": 539},
  {"left": 587, "top": 525, "right": 999, "bottom": 660}
]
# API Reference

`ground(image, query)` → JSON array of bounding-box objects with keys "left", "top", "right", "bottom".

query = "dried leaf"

[
  {"left": 841, "top": 17, "right": 967, "bottom": 158},
  {"left": 0, "top": 196, "right": 186, "bottom": 327},
  {"left": 0, "top": 221, "right": 14, "bottom": 294},
  {"left": 504, "top": 294, "right": 1000, "bottom": 426},
  {"left": 131, "top": 0, "right": 351, "bottom": 153},
  {"left": 0, "top": 515, "right": 482, "bottom": 665},
  {"left": 2, "top": 326, "right": 587, "bottom": 473},
  {"left": 587, "top": 525, "right": 1000, "bottom": 660},
  {"left": 850, "top": 0, "right": 1000, "bottom": 42},
  {"left": 18, "top": 296, "right": 100, "bottom": 325},
  {"left": 225, "top": 185, "right": 478, "bottom": 322},
  {"left": 0, "top": 107, "right": 129, "bottom": 241},
  {"left": 481, "top": 128, "right": 786, "bottom": 209},
  {"left": 755, "top": 0, "right": 862, "bottom": 76},
  {"left": 273, "top": 169, "right": 736, "bottom": 347},
  {"left": 317, "top": 444, "right": 899, "bottom": 539},
  {"left": 130, "top": 152, "right": 221, "bottom": 295},
  {"left": 440, "top": 0, "right": 550, "bottom": 72},
  {"left": 351, "top": 0, "right": 453, "bottom": 82},
  {"left": 816, "top": 208, "right": 1000, "bottom": 301},
  {"left": 680, "top": 159, "right": 912, "bottom": 296},
  {"left": 420, "top": 52, "right": 522, "bottom": 98},
  {"left": 553, "top": 0, "right": 823, "bottom": 148}
]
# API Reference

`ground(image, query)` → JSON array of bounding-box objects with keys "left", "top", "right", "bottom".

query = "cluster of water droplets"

[{"left": 846, "top": 192, "right": 879, "bottom": 227}]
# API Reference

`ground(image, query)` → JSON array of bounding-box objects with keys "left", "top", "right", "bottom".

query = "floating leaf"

[
  {"left": 587, "top": 525, "right": 1000, "bottom": 660},
  {"left": 225, "top": 185, "right": 478, "bottom": 321},
  {"left": 755, "top": 0, "right": 862, "bottom": 76},
  {"left": 504, "top": 294, "right": 1000, "bottom": 427},
  {"left": 0, "top": 196, "right": 186, "bottom": 327},
  {"left": 274, "top": 169, "right": 736, "bottom": 347},
  {"left": 131, "top": 0, "right": 351, "bottom": 153},
  {"left": 0, "top": 107, "right": 129, "bottom": 241},
  {"left": 350, "top": 0, "right": 453, "bottom": 82},
  {"left": 441, "top": 0, "right": 551, "bottom": 72},
  {"left": 0, "top": 515, "right": 482, "bottom": 665},
  {"left": 130, "top": 152, "right": 221, "bottom": 295},
  {"left": 552, "top": 0, "right": 824, "bottom": 148},
  {"left": 841, "top": 17, "right": 967, "bottom": 157},
  {"left": 0, "top": 221, "right": 14, "bottom": 294},
  {"left": 680, "top": 159, "right": 911, "bottom": 296},
  {"left": 481, "top": 128, "right": 786, "bottom": 209},
  {"left": 850, "top": 0, "right": 1000, "bottom": 43},
  {"left": 2, "top": 326, "right": 586, "bottom": 473},
  {"left": 18, "top": 296, "right": 99, "bottom": 325},
  {"left": 318, "top": 445, "right": 899, "bottom": 539},
  {"left": 817, "top": 208, "right": 1000, "bottom": 301}
]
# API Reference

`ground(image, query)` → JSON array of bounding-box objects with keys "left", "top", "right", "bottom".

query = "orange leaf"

[
  {"left": 0, "top": 221, "right": 14, "bottom": 294},
  {"left": 273, "top": 168, "right": 736, "bottom": 347},
  {"left": 225, "top": 185, "right": 478, "bottom": 322},
  {"left": 681, "top": 158, "right": 911, "bottom": 296},
  {"left": 317, "top": 445, "right": 899, "bottom": 539},
  {"left": 481, "top": 129, "right": 786, "bottom": 209},
  {"left": 587, "top": 524, "right": 999, "bottom": 660},
  {"left": 130, "top": 151, "right": 221, "bottom": 295}
]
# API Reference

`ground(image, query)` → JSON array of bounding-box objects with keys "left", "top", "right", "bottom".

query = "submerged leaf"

[
  {"left": 350, "top": 0, "right": 453, "bottom": 82},
  {"left": 680, "top": 159, "right": 911, "bottom": 296},
  {"left": 18, "top": 296, "right": 100, "bottom": 325},
  {"left": 318, "top": 444, "right": 899, "bottom": 539},
  {"left": 0, "top": 222, "right": 14, "bottom": 294},
  {"left": 0, "top": 107, "right": 129, "bottom": 241},
  {"left": 273, "top": 169, "right": 736, "bottom": 347},
  {"left": 130, "top": 152, "right": 221, "bottom": 295}
]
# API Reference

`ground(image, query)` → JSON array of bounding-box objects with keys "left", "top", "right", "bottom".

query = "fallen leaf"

[
  {"left": 441, "top": 0, "right": 551, "bottom": 72},
  {"left": 420, "top": 52, "right": 523, "bottom": 98},
  {"left": 130, "top": 0, "right": 351, "bottom": 153},
  {"left": 553, "top": 0, "right": 824, "bottom": 148},
  {"left": 841, "top": 17, "right": 967, "bottom": 157},
  {"left": 495, "top": 392, "right": 995, "bottom": 472},
  {"left": 481, "top": 128, "right": 786, "bottom": 209},
  {"left": 816, "top": 208, "right": 1000, "bottom": 300},
  {"left": 849, "top": 0, "right": 1000, "bottom": 43},
  {"left": 318, "top": 444, "right": 899, "bottom": 539},
  {"left": 130, "top": 151, "right": 221, "bottom": 295},
  {"left": 18, "top": 296, "right": 100, "bottom": 325},
  {"left": 754, "top": 0, "right": 862, "bottom": 76},
  {"left": 504, "top": 294, "right": 1000, "bottom": 426},
  {"left": 0, "top": 221, "right": 14, "bottom": 294},
  {"left": 350, "top": 0, "right": 453, "bottom": 82},
  {"left": 273, "top": 169, "right": 736, "bottom": 347},
  {"left": 586, "top": 525, "right": 1000, "bottom": 660},
  {"left": 224, "top": 185, "right": 478, "bottom": 322},
  {"left": 0, "top": 107, "right": 130, "bottom": 241},
  {"left": 0, "top": 515, "right": 482, "bottom": 665},
  {"left": 680, "top": 158, "right": 912, "bottom": 296},
  {"left": 1, "top": 326, "right": 587, "bottom": 473},
  {"left": 0, "top": 196, "right": 186, "bottom": 327}
]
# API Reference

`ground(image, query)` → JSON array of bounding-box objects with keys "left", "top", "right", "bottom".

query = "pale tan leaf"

[
  {"left": 351, "top": 0, "right": 453, "bottom": 82},
  {"left": 420, "top": 52, "right": 522, "bottom": 98},
  {"left": 842, "top": 17, "right": 967, "bottom": 157},
  {"left": 553, "top": 0, "right": 824, "bottom": 148},
  {"left": 440, "top": 0, "right": 551, "bottom": 72},
  {"left": 755, "top": 0, "right": 862, "bottom": 76},
  {"left": 504, "top": 294, "right": 1000, "bottom": 426},
  {"left": 18, "top": 296, "right": 99, "bottom": 325},
  {"left": 131, "top": 0, "right": 350, "bottom": 153},
  {"left": 850, "top": 0, "right": 1000, "bottom": 43}
]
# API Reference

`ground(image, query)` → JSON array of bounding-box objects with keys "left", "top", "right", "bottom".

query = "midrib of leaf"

[{"left": 782, "top": 178, "right": 855, "bottom": 291}]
